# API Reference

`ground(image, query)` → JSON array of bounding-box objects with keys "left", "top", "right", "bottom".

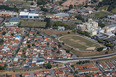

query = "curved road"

[{"left": 52, "top": 52, "right": 116, "bottom": 63}]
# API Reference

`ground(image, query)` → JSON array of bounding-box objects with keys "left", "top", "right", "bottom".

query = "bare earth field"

[
  {"left": 19, "top": 21, "right": 46, "bottom": 28},
  {"left": 40, "top": 30, "right": 68, "bottom": 36}
]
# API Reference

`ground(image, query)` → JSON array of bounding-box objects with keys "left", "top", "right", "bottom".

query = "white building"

[
  {"left": 58, "top": 26, "right": 65, "bottom": 31},
  {"left": 77, "top": 20, "right": 99, "bottom": 36},
  {"left": 19, "top": 11, "right": 39, "bottom": 19}
]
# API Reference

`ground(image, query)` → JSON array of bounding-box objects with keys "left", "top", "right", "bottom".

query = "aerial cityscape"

[{"left": 0, "top": 0, "right": 116, "bottom": 77}]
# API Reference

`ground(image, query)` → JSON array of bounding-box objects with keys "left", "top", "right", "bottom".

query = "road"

[{"left": 52, "top": 52, "right": 116, "bottom": 63}]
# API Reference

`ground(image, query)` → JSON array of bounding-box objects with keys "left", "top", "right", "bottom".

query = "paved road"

[{"left": 52, "top": 52, "right": 116, "bottom": 63}]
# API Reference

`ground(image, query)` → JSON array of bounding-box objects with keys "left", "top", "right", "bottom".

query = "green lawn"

[
  {"left": 19, "top": 21, "right": 46, "bottom": 28},
  {"left": 89, "top": 12, "right": 112, "bottom": 18},
  {"left": 6, "top": 0, "right": 32, "bottom": 8},
  {"left": 111, "top": 8, "right": 116, "bottom": 14},
  {"left": 60, "top": 35, "right": 100, "bottom": 51}
]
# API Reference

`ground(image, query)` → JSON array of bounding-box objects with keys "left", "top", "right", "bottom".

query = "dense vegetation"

[
  {"left": 0, "top": 39, "right": 4, "bottom": 45},
  {"left": 52, "top": 21, "right": 71, "bottom": 29},
  {"left": 97, "top": 0, "right": 116, "bottom": 11},
  {"left": 0, "top": 66, "right": 5, "bottom": 70},
  {"left": 44, "top": 18, "right": 51, "bottom": 28}
]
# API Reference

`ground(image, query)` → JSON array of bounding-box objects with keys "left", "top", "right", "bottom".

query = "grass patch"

[
  {"left": 60, "top": 35, "right": 100, "bottom": 51},
  {"left": 111, "top": 8, "right": 116, "bottom": 14},
  {"left": 6, "top": 0, "right": 32, "bottom": 8},
  {"left": 90, "top": 12, "right": 112, "bottom": 18},
  {"left": 19, "top": 21, "right": 46, "bottom": 28},
  {"left": 98, "top": 5, "right": 109, "bottom": 11}
]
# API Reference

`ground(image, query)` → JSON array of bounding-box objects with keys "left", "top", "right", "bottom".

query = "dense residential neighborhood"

[{"left": 0, "top": 0, "right": 116, "bottom": 77}]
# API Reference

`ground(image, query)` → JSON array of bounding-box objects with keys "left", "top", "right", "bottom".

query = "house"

[
  {"left": 58, "top": 26, "right": 65, "bottom": 31},
  {"left": 74, "top": 64, "right": 99, "bottom": 74}
]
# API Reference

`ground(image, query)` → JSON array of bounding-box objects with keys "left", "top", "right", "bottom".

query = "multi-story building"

[{"left": 77, "top": 20, "right": 98, "bottom": 36}]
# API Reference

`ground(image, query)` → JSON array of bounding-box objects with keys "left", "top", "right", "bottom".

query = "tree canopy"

[
  {"left": 97, "top": 0, "right": 116, "bottom": 11},
  {"left": 52, "top": 21, "right": 71, "bottom": 29}
]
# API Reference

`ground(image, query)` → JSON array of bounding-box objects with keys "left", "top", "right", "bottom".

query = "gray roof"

[{"left": 54, "top": 13, "right": 69, "bottom": 17}]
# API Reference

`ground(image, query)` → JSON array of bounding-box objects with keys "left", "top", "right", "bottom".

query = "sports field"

[
  {"left": 20, "top": 21, "right": 46, "bottom": 28},
  {"left": 59, "top": 35, "right": 100, "bottom": 51}
]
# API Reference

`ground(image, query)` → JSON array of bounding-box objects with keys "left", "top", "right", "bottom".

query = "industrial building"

[{"left": 19, "top": 11, "right": 39, "bottom": 19}]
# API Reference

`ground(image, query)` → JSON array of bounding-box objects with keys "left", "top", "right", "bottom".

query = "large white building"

[
  {"left": 77, "top": 20, "right": 99, "bottom": 36},
  {"left": 19, "top": 11, "right": 39, "bottom": 19}
]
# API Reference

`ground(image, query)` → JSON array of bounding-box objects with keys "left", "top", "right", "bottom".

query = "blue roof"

[
  {"left": 16, "top": 35, "right": 20, "bottom": 38},
  {"left": 10, "top": 17, "right": 19, "bottom": 22},
  {"left": 52, "top": 35, "right": 57, "bottom": 38},
  {"left": 5, "top": 24, "right": 13, "bottom": 26}
]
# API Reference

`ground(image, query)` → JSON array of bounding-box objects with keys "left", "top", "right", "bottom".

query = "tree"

[
  {"left": 30, "top": 2, "right": 34, "bottom": 5},
  {"left": 0, "top": 66, "right": 5, "bottom": 70},
  {"left": 45, "top": 64, "right": 52, "bottom": 69},
  {"left": 2, "top": 31, "right": 6, "bottom": 35},
  {"left": 44, "top": 18, "right": 50, "bottom": 28},
  {"left": 58, "top": 44, "right": 62, "bottom": 48},
  {"left": 27, "top": 45, "right": 31, "bottom": 48},
  {"left": 47, "top": 42, "right": 49, "bottom": 46},
  {"left": 106, "top": 43, "right": 114, "bottom": 49},
  {"left": 11, "top": 33, "right": 14, "bottom": 36},
  {"left": 67, "top": 32, "right": 70, "bottom": 34},
  {"left": 72, "top": 29, "right": 76, "bottom": 33},
  {"left": 62, "top": 42, "right": 64, "bottom": 45},
  {"left": 53, "top": 21, "right": 71, "bottom": 29},
  {"left": 98, "top": 21, "right": 106, "bottom": 28},
  {"left": 66, "top": 50, "right": 70, "bottom": 53},
  {"left": 97, "top": 39, "right": 105, "bottom": 43},
  {"left": 69, "top": 5, "right": 73, "bottom": 10},
  {"left": 97, "top": 0, "right": 116, "bottom": 11},
  {"left": 105, "top": 51, "right": 108, "bottom": 54},
  {"left": 32, "top": 44, "right": 35, "bottom": 46},
  {"left": 75, "top": 15, "right": 85, "bottom": 22},
  {"left": 41, "top": 7, "right": 48, "bottom": 12},
  {"left": 0, "top": 39, "right": 4, "bottom": 45},
  {"left": 91, "top": 0, "right": 97, "bottom": 3},
  {"left": 37, "top": 0, "right": 46, "bottom": 6},
  {"left": 115, "top": 33, "right": 116, "bottom": 35},
  {"left": 96, "top": 47, "right": 104, "bottom": 52}
]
